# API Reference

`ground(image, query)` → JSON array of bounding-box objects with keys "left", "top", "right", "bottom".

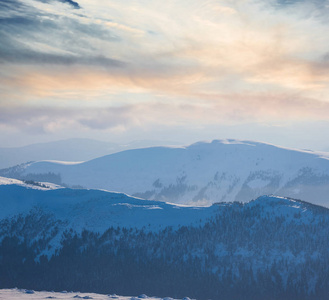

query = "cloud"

[
  {"left": 0, "top": 48, "right": 124, "bottom": 67},
  {"left": 36, "top": 0, "right": 81, "bottom": 9},
  {"left": 0, "top": 0, "right": 119, "bottom": 67},
  {"left": 1, "top": 0, "right": 329, "bottom": 143},
  {"left": 0, "top": 105, "right": 136, "bottom": 133},
  {"left": 58, "top": 0, "right": 80, "bottom": 9},
  {"left": 2, "top": 90, "right": 329, "bottom": 137},
  {"left": 0, "top": 0, "right": 28, "bottom": 12}
]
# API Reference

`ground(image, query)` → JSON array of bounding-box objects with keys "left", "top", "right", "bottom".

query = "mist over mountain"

[
  {"left": 0, "top": 180, "right": 329, "bottom": 300},
  {"left": 2, "top": 139, "right": 329, "bottom": 207}
]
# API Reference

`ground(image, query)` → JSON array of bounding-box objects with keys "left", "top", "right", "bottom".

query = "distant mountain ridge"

[
  {"left": 0, "top": 138, "right": 181, "bottom": 169},
  {"left": 1, "top": 181, "right": 329, "bottom": 299},
  {"left": 2, "top": 139, "right": 329, "bottom": 207}
]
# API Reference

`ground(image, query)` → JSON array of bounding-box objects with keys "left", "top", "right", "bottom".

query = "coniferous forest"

[{"left": 1, "top": 196, "right": 329, "bottom": 300}]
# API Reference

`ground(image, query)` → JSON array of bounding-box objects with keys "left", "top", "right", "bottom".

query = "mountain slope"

[
  {"left": 2, "top": 139, "right": 329, "bottom": 207},
  {"left": 1, "top": 182, "right": 329, "bottom": 299},
  {"left": 0, "top": 178, "right": 217, "bottom": 256}
]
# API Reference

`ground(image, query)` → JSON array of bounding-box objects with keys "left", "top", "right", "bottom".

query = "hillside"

[
  {"left": 1, "top": 181, "right": 329, "bottom": 299},
  {"left": 0, "top": 178, "right": 216, "bottom": 256}
]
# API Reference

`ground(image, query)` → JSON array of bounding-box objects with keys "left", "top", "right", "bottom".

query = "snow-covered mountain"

[
  {"left": 2, "top": 139, "right": 329, "bottom": 207},
  {"left": 1, "top": 181, "right": 329, "bottom": 299},
  {"left": 0, "top": 138, "right": 181, "bottom": 169}
]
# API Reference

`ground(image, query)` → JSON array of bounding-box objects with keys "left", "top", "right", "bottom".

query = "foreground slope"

[
  {"left": 0, "top": 289, "right": 189, "bottom": 300},
  {"left": 2, "top": 139, "right": 329, "bottom": 206},
  {"left": 1, "top": 182, "right": 329, "bottom": 299},
  {"left": 0, "top": 178, "right": 215, "bottom": 255}
]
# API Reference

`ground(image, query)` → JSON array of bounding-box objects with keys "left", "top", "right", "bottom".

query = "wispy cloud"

[
  {"left": 1, "top": 0, "right": 329, "bottom": 146},
  {"left": 35, "top": 0, "right": 81, "bottom": 9}
]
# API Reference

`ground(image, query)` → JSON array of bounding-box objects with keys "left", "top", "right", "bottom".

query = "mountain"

[
  {"left": 0, "top": 138, "right": 181, "bottom": 169},
  {"left": 1, "top": 180, "right": 329, "bottom": 299},
  {"left": 2, "top": 139, "right": 329, "bottom": 207}
]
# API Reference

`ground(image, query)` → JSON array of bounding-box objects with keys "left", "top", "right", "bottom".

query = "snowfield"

[
  {"left": 0, "top": 289, "right": 192, "bottom": 300},
  {"left": 0, "top": 176, "right": 62, "bottom": 190}
]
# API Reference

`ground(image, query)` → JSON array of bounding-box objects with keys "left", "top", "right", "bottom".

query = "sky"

[{"left": 1, "top": 0, "right": 329, "bottom": 150}]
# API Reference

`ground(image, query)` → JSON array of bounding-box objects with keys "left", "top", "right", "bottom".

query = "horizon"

[{"left": 1, "top": 136, "right": 329, "bottom": 154}]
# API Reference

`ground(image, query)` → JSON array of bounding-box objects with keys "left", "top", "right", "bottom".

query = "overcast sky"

[{"left": 1, "top": 0, "right": 329, "bottom": 150}]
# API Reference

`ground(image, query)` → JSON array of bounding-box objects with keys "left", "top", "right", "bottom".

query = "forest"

[{"left": 1, "top": 199, "right": 329, "bottom": 300}]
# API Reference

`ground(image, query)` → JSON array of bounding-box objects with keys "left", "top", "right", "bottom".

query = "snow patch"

[
  {"left": 0, "top": 176, "right": 62, "bottom": 190},
  {"left": 0, "top": 289, "right": 193, "bottom": 300}
]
